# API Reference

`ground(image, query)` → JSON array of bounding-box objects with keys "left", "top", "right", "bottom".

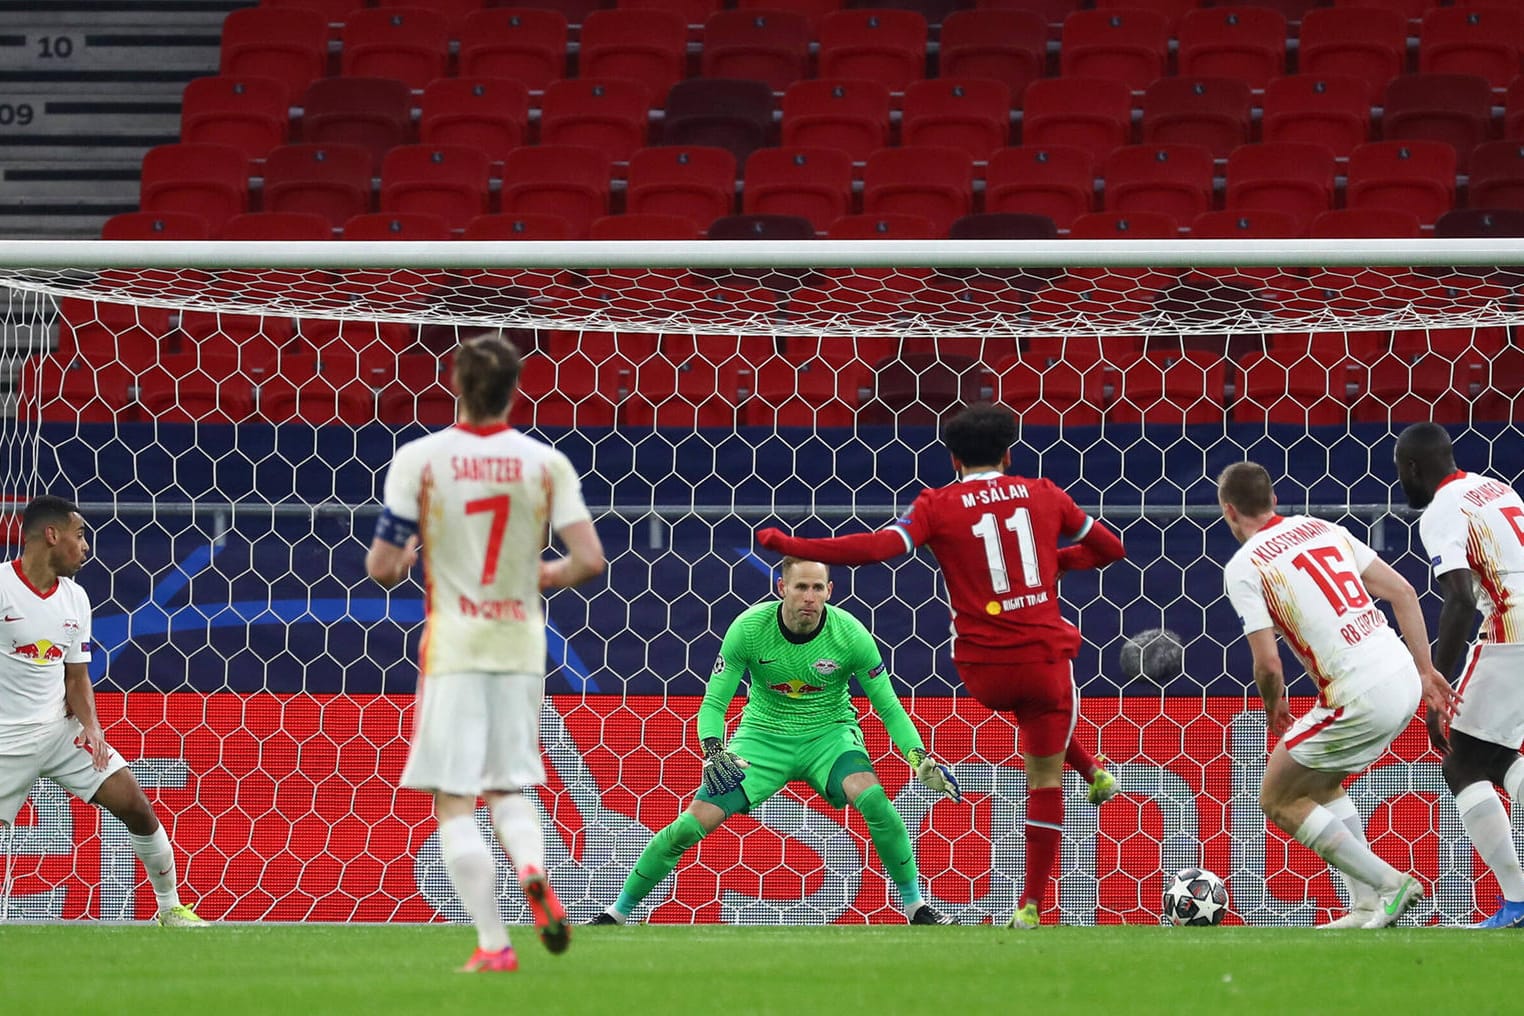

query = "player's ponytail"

[{"left": 453, "top": 330, "right": 523, "bottom": 423}]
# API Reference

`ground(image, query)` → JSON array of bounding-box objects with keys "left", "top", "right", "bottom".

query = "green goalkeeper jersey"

[{"left": 697, "top": 601, "right": 924, "bottom": 759}]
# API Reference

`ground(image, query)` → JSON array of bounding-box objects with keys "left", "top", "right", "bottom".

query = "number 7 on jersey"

[{"left": 464, "top": 494, "right": 511, "bottom": 585}]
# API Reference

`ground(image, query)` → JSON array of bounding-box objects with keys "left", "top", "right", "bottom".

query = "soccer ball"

[
  {"left": 1120, "top": 628, "right": 1184, "bottom": 683},
  {"left": 1162, "top": 867, "right": 1229, "bottom": 926}
]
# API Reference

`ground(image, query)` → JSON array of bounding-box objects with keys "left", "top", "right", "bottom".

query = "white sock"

[
  {"left": 1295, "top": 804, "right": 1403, "bottom": 894},
  {"left": 1324, "top": 795, "right": 1379, "bottom": 910},
  {"left": 490, "top": 793, "right": 545, "bottom": 879},
  {"left": 438, "top": 815, "right": 509, "bottom": 952},
  {"left": 1456, "top": 781, "right": 1524, "bottom": 902},
  {"left": 129, "top": 826, "right": 181, "bottom": 911},
  {"left": 1503, "top": 756, "right": 1524, "bottom": 806}
]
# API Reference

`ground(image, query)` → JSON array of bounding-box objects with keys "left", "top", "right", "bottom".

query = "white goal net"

[{"left": 0, "top": 237, "right": 1520, "bottom": 927}]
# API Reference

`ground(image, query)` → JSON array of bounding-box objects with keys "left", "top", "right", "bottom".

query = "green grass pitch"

[{"left": 0, "top": 923, "right": 1508, "bottom": 1015}]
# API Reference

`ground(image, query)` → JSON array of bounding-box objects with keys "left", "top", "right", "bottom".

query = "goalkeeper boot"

[
  {"left": 460, "top": 946, "right": 518, "bottom": 973},
  {"left": 1004, "top": 902, "right": 1040, "bottom": 930},
  {"left": 155, "top": 904, "right": 208, "bottom": 927},
  {"left": 908, "top": 902, "right": 955, "bottom": 926},
  {"left": 1085, "top": 753, "right": 1118, "bottom": 806},
  {"left": 522, "top": 868, "right": 571, "bottom": 954},
  {"left": 587, "top": 909, "right": 625, "bottom": 926}
]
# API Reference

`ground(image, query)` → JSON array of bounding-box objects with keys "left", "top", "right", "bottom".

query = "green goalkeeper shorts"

[{"left": 695, "top": 721, "right": 875, "bottom": 817}]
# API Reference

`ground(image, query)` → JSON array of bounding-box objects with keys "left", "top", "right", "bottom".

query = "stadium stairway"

[{"left": 0, "top": 0, "right": 241, "bottom": 239}]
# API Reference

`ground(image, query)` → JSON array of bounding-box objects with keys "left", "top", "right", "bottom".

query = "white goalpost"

[{"left": 0, "top": 237, "right": 1519, "bottom": 927}]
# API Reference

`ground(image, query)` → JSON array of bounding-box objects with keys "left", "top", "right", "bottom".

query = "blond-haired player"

[
  {"left": 1219, "top": 462, "right": 1457, "bottom": 929},
  {"left": 0, "top": 496, "right": 204, "bottom": 925},
  {"left": 367, "top": 332, "right": 605, "bottom": 972},
  {"left": 1396, "top": 422, "right": 1524, "bottom": 929}
]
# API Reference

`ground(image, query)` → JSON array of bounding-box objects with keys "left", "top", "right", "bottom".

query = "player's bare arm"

[
  {"left": 1246, "top": 628, "right": 1293, "bottom": 737},
  {"left": 539, "top": 519, "right": 606, "bottom": 590},
  {"left": 365, "top": 533, "right": 419, "bottom": 588},
  {"left": 1432, "top": 568, "right": 1479, "bottom": 680},
  {"left": 62, "top": 660, "right": 108, "bottom": 772},
  {"left": 1361, "top": 556, "right": 1459, "bottom": 724}
]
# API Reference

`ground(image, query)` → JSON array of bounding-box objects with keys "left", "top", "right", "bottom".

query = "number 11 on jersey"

[{"left": 971, "top": 507, "right": 1039, "bottom": 594}]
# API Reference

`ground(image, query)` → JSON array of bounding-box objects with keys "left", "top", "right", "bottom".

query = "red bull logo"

[
  {"left": 767, "top": 678, "right": 825, "bottom": 698},
  {"left": 13, "top": 639, "right": 64, "bottom": 663}
]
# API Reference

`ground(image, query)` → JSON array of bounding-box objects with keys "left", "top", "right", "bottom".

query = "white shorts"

[
  {"left": 1283, "top": 666, "right": 1422, "bottom": 773},
  {"left": 1451, "top": 642, "right": 1524, "bottom": 748},
  {"left": 400, "top": 671, "right": 546, "bottom": 797},
  {"left": 0, "top": 717, "right": 128, "bottom": 824}
]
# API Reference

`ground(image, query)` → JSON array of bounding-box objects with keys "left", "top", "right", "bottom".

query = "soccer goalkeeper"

[{"left": 589, "top": 556, "right": 961, "bottom": 926}]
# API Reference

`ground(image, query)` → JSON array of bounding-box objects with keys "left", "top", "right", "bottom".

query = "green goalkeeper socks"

[
  {"left": 854, "top": 784, "right": 921, "bottom": 909},
  {"left": 615, "top": 811, "right": 708, "bottom": 916}
]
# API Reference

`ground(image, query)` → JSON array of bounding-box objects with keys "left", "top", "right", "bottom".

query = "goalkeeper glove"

[
  {"left": 700, "top": 737, "right": 749, "bottom": 798},
  {"left": 907, "top": 747, "right": 961, "bottom": 804}
]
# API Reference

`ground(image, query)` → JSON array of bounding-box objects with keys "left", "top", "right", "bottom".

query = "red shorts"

[{"left": 955, "top": 659, "right": 1077, "bottom": 758}]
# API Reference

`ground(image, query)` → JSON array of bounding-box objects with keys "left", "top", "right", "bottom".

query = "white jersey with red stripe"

[
  {"left": 0, "top": 560, "right": 93, "bottom": 727},
  {"left": 1419, "top": 470, "right": 1524, "bottom": 645},
  {"left": 381, "top": 422, "right": 592, "bottom": 678},
  {"left": 1224, "top": 514, "right": 1413, "bottom": 708}
]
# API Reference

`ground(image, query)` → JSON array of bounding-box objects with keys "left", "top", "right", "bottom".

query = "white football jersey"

[
  {"left": 1225, "top": 515, "right": 1413, "bottom": 708},
  {"left": 382, "top": 422, "right": 592, "bottom": 677},
  {"left": 1419, "top": 471, "right": 1524, "bottom": 645},
  {"left": 0, "top": 560, "right": 93, "bottom": 726}
]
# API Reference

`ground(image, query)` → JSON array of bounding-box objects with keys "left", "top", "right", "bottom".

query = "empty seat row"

[{"left": 222, "top": 4, "right": 1524, "bottom": 104}]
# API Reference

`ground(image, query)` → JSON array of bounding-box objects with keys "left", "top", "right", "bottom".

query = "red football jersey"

[{"left": 892, "top": 470, "right": 1093, "bottom": 663}]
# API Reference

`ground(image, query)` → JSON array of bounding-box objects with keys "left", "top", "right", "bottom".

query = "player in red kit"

[{"left": 757, "top": 403, "right": 1126, "bottom": 929}]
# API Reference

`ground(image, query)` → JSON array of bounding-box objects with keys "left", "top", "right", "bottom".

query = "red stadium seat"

[
  {"left": 181, "top": 75, "right": 290, "bottom": 163},
  {"left": 1346, "top": 140, "right": 1457, "bottom": 225},
  {"left": 975, "top": 0, "right": 1080, "bottom": 24},
  {"left": 1420, "top": 6, "right": 1524, "bottom": 89},
  {"left": 701, "top": 9, "right": 812, "bottom": 92},
  {"left": 457, "top": 8, "right": 568, "bottom": 90},
  {"left": 262, "top": 143, "right": 374, "bottom": 227},
  {"left": 580, "top": 9, "right": 688, "bottom": 99},
  {"left": 379, "top": 145, "right": 493, "bottom": 231},
  {"left": 260, "top": 0, "right": 357, "bottom": 24},
  {"left": 509, "top": 353, "right": 620, "bottom": 429},
  {"left": 377, "top": 0, "right": 487, "bottom": 37},
  {"left": 1107, "top": 352, "right": 1227, "bottom": 426},
  {"left": 990, "top": 354, "right": 1104, "bottom": 428},
  {"left": 343, "top": 211, "right": 454, "bottom": 239},
  {"left": 736, "top": 0, "right": 842, "bottom": 31},
  {"left": 938, "top": 9, "right": 1047, "bottom": 97},
  {"left": 138, "top": 365, "right": 258, "bottom": 424},
  {"left": 1381, "top": 74, "right": 1494, "bottom": 171},
  {"left": 745, "top": 357, "right": 864, "bottom": 428},
  {"left": 1069, "top": 209, "right": 1178, "bottom": 237},
  {"left": 818, "top": 10, "right": 929, "bottom": 92},
  {"left": 257, "top": 374, "right": 375, "bottom": 425},
  {"left": 19, "top": 355, "right": 137, "bottom": 424},
  {"left": 1353, "top": 354, "right": 1471, "bottom": 425},
  {"left": 984, "top": 146, "right": 1095, "bottom": 229},
  {"left": 1309, "top": 207, "right": 1424, "bottom": 238},
  {"left": 1477, "top": 346, "right": 1524, "bottom": 422},
  {"left": 340, "top": 7, "right": 450, "bottom": 89},
  {"left": 1392, "top": 324, "right": 1507, "bottom": 361},
  {"left": 901, "top": 79, "right": 1013, "bottom": 161},
  {"left": 1177, "top": 6, "right": 1287, "bottom": 89},
  {"left": 862, "top": 146, "right": 975, "bottom": 236},
  {"left": 1261, "top": 74, "right": 1371, "bottom": 160},
  {"left": 742, "top": 147, "right": 855, "bottom": 232},
  {"left": 663, "top": 79, "right": 776, "bottom": 163},
  {"left": 539, "top": 79, "right": 652, "bottom": 163},
  {"left": 827, "top": 212, "right": 938, "bottom": 237},
  {"left": 299, "top": 77, "right": 413, "bottom": 174},
  {"left": 1508, "top": 76, "right": 1524, "bottom": 142},
  {"left": 498, "top": 145, "right": 612, "bottom": 238},
  {"left": 625, "top": 146, "right": 738, "bottom": 229},
  {"left": 589, "top": 213, "right": 704, "bottom": 239},
  {"left": 620, "top": 356, "right": 747, "bottom": 428},
  {"left": 706, "top": 213, "right": 816, "bottom": 239},
  {"left": 219, "top": 8, "right": 328, "bottom": 103},
  {"left": 1467, "top": 141, "right": 1524, "bottom": 212},
  {"left": 1331, "top": 0, "right": 1442, "bottom": 20},
  {"left": 859, "top": 353, "right": 983, "bottom": 425},
  {"left": 1092, "top": 0, "right": 1199, "bottom": 29},
  {"left": 1224, "top": 142, "right": 1337, "bottom": 234},
  {"left": 1139, "top": 77, "right": 1253, "bottom": 159},
  {"left": 1298, "top": 7, "right": 1407, "bottom": 104},
  {"left": 1020, "top": 77, "right": 1132, "bottom": 161},
  {"left": 419, "top": 78, "right": 530, "bottom": 165},
  {"left": 1191, "top": 208, "right": 1301, "bottom": 237},
  {"left": 781, "top": 79, "right": 892, "bottom": 162},
  {"left": 1435, "top": 207, "right": 1524, "bottom": 237},
  {"left": 620, "top": 0, "right": 723, "bottom": 25},
  {"left": 139, "top": 143, "right": 250, "bottom": 234},
  {"left": 949, "top": 212, "right": 1057, "bottom": 239},
  {"left": 1100, "top": 144, "right": 1215, "bottom": 225},
  {"left": 102, "top": 210, "right": 213, "bottom": 241},
  {"left": 1234, "top": 350, "right": 1349, "bottom": 426},
  {"left": 1059, "top": 8, "right": 1169, "bottom": 89},
  {"left": 221, "top": 211, "right": 333, "bottom": 239},
  {"left": 464, "top": 213, "right": 576, "bottom": 239}
]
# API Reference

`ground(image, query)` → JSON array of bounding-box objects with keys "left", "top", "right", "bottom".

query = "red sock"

[
  {"left": 1023, "top": 787, "right": 1064, "bottom": 910},
  {"left": 1065, "top": 740, "right": 1099, "bottom": 781}
]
